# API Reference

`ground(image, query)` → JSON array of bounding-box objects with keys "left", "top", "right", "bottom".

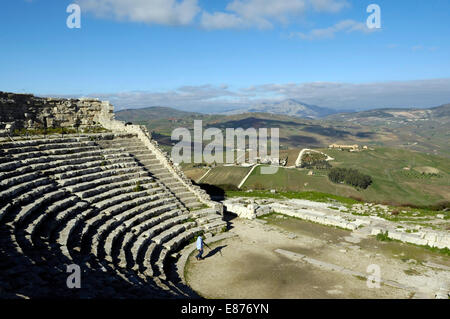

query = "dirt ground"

[{"left": 185, "top": 215, "right": 450, "bottom": 299}]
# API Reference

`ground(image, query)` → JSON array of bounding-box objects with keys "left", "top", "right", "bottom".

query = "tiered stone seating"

[
  {"left": 96, "top": 138, "right": 205, "bottom": 210},
  {"left": 0, "top": 133, "right": 226, "bottom": 298}
]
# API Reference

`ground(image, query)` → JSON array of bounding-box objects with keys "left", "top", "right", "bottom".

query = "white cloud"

[
  {"left": 201, "top": 11, "right": 246, "bottom": 30},
  {"left": 77, "top": 0, "right": 200, "bottom": 26},
  {"left": 201, "top": 0, "right": 349, "bottom": 29},
  {"left": 290, "top": 19, "right": 375, "bottom": 40},
  {"left": 77, "top": 0, "right": 349, "bottom": 30},
  {"left": 71, "top": 79, "right": 450, "bottom": 112}
]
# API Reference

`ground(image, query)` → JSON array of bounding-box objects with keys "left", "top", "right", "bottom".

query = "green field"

[
  {"left": 200, "top": 166, "right": 251, "bottom": 186},
  {"left": 234, "top": 147, "right": 449, "bottom": 206}
]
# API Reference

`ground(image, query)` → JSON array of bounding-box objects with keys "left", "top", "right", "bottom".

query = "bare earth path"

[{"left": 185, "top": 216, "right": 450, "bottom": 299}]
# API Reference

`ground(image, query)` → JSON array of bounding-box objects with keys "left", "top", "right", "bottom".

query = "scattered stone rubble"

[{"left": 223, "top": 197, "right": 450, "bottom": 250}]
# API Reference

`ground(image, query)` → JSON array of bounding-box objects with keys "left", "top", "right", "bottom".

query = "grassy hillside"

[{"left": 192, "top": 147, "right": 449, "bottom": 206}]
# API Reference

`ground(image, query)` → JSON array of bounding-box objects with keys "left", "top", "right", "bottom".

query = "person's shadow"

[{"left": 203, "top": 245, "right": 227, "bottom": 259}]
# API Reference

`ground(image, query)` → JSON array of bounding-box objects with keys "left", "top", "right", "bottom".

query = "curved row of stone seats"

[
  {"left": 0, "top": 136, "right": 95, "bottom": 148},
  {"left": 84, "top": 180, "right": 159, "bottom": 204},
  {"left": 8, "top": 187, "right": 72, "bottom": 266},
  {"left": 64, "top": 171, "right": 148, "bottom": 193},
  {"left": 96, "top": 137, "right": 205, "bottom": 210},
  {"left": 77, "top": 176, "right": 154, "bottom": 199},
  {"left": 79, "top": 193, "right": 165, "bottom": 245},
  {"left": 52, "top": 159, "right": 137, "bottom": 180},
  {"left": 89, "top": 196, "right": 178, "bottom": 258},
  {"left": 25, "top": 195, "right": 79, "bottom": 243},
  {"left": 129, "top": 214, "right": 191, "bottom": 270},
  {"left": 113, "top": 205, "right": 181, "bottom": 266},
  {"left": 0, "top": 170, "right": 43, "bottom": 189},
  {"left": 149, "top": 217, "right": 226, "bottom": 281},
  {"left": 0, "top": 177, "right": 53, "bottom": 206},
  {"left": 0, "top": 155, "right": 134, "bottom": 181},
  {"left": 1, "top": 140, "right": 97, "bottom": 155},
  {"left": 131, "top": 211, "right": 225, "bottom": 278},
  {"left": 46, "top": 195, "right": 182, "bottom": 298},
  {"left": 0, "top": 147, "right": 130, "bottom": 173},
  {"left": 9, "top": 146, "right": 101, "bottom": 162},
  {"left": 156, "top": 227, "right": 203, "bottom": 280},
  {"left": 56, "top": 165, "right": 143, "bottom": 188}
]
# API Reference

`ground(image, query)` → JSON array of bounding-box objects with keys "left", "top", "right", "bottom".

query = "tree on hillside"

[{"left": 328, "top": 168, "right": 372, "bottom": 189}]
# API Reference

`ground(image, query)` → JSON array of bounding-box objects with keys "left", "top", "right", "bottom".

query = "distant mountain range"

[
  {"left": 116, "top": 101, "right": 450, "bottom": 125},
  {"left": 115, "top": 102, "right": 450, "bottom": 158},
  {"left": 222, "top": 99, "right": 351, "bottom": 119}
]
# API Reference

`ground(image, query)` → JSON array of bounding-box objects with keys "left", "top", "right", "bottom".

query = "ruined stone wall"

[{"left": 0, "top": 91, "right": 114, "bottom": 131}]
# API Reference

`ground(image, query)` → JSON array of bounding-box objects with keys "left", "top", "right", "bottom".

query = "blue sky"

[{"left": 1, "top": 0, "right": 450, "bottom": 112}]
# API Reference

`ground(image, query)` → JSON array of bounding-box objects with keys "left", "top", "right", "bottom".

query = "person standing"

[{"left": 195, "top": 235, "right": 210, "bottom": 260}]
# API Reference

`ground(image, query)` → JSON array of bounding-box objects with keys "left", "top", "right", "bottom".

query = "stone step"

[
  {"left": 47, "top": 201, "right": 90, "bottom": 242},
  {"left": 115, "top": 206, "right": 181, "bottom": 265},
  {"left": 0, "top": 177, "right": 53, "bottom": 203},
  {"left": 0, "top": 137, "right": 91, "bottom": 150},
  {"left": 3, "top": 141, "right": 97, "bottom": 155},
  {"left": 57, "top": 209, "right": 96, "bottom": 260},
  {"left": 14, "top": 189, "right": 67, "bottom": 225},
  {"left": 25, "top": 195, "right": 80, "bottom": 242},
  {"left": 52, "top": 159, "right": 137, "bottom": 180},
  {"left": 80, "top": 194, "right": 176, "bottom": 247},
  {"left": 0, "top": 171, "right": 43, "bottom": 189},
  {"left": 77, "top": 177, "right": 155, "bottom": 199},
  {"left": 0, "top": 165, "right": 34, "bottom": 182},
  {"left": 130, "top": 214, "right": 190, "bottom": 265},
  {"left": 195, "top": 213, "right": 223, "bottom": 225},
  {"left": 40, "top": 156, "right": 133, "bottom": 177},
  {"left": 92, "top": 200, "right": 179, "bottom": 259},
  {"left": 65, "top": 171, "right": 150, "bottom": 193},
  {"left": 92, "top": 189, "right": 152, "bottom": 211},
  {"left": 11, "top": 146, "right": 101, "bottom": 161},
  {"left": 152, "top": 222, "right": 195, "bottom": 245},
  {"left": 86, "top": 182, "right": 160, "bottom": 204},
  {"left": 185, "top": 201, "right": 204, "bottom": 209},
  {"left": 57, "top": 165, "right": 144, "bottom": 187}
]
